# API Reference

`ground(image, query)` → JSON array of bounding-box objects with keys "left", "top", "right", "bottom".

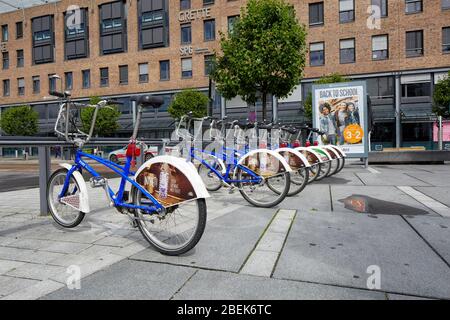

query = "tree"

[
  {"left": 433, "top": 71, "right": 450, "bottom": 119},
  {"left": 0, "top": 105, "right": 38, "bottom": 136},
  {"left": 168, "top": 89, "right": 209, "bottom": 120},
  {"left": 303, "top": 73, "right": 349, "bottom": 120},
  {"left": 211, "top": 0, "right": 307, "bottom": 121},
  {"left": 80, "top": 96, "right": 121, "bottom": 137}
]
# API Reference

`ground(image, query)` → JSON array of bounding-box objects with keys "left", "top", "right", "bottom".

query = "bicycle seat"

[{"left": 133, "top": 95, "right": 164, "bottom": 109}]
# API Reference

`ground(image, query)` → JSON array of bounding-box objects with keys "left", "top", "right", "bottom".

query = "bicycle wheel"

[
  {"left": 308, "top": 163, "right": 320, "bottom": 183},
  {"left": 315, "top": 161, "right": 331, "bottom": 181},
  {"left": 47, "top": 168, "right": 85, "bottom": 228},
  {"left": 132, "top": 188, "right": 207, "bottom": 256},
  {"left": 336, "top": 156, "right": 346, "bottom": 173},
  {"left": 236, "top": 167, "right": 290, "bottom": 208},
  {"left": 330, "top": 158, "right": 341, "bottom": 176},
  {"left": 286, "top": 167, "right": 309, "bottom": 196},
  {"left": 198, "top": 161, "right": 223, "bottom": 192}
]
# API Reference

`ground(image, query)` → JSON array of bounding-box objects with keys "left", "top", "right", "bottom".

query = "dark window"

[
  {"left": 203, "top": 0, "right": 214, "bottom": 6},
  {"left": 180, "top": 0, "right": 190, "bottom": 10},
  {"left": 405, "top": 0, "right": 422, "bottom": 13},
  {"left": 366, "top": 76, "right": 394, "bottom": 98},
  {"left": 443, "top": 0, "right": 450, "bottom": 9},
  {"left": 17, "top": 50, "right": 24, "bottom": 67},
  {"left": 204, "top": 20, "right": 215, "bottom": 41},
  {"left": 204, "top": 55, "right": 214, "bottom": 75},
  {"left": 228, "top": 15, "right": 239, "bottom": 34},
  {"left": 310, "top": 42, "right": 325, "bottom": 66},
  {"left": 181, "top": 24, "right": 191, "bottom": 44},
  {"left": 443, "top": 27, "right": 450, "bottom": 53},
  {"left": 82, "top": 69, "right": 90, "bottom": 88},
  {"left": 340, "top": 38, "right": 355, "bottom": 64},
  {"left": 32, "top": 15, "right": 55, "bottom": 64},
  {"left": 371, "top": 0, "right": 388, "bottom": 17},
  {"left": 119, "top": 65, "right": 128, "bottom": 84},
  {"left": 49, "top": 74, "right": 57, "bottom": 92},
  {"left": 181, "top": 58, "right": 192, "bottom": 78},
  {"left": 371, "top": 122, "right": 395, "bottom": 143},
  {"left": 160, "top": 60, "right": 170, "bottom": 80},
  {"left": 100, "top": 67, "right": 109, "bottom": 87},
  {"left": 100, "top": 1, "right": 127, "bottom": 55},
  {"left": 2, "top": 52, "right": 9, "bottom": 70},
  {"left": 33, "top": 76, "right": 40, "bottom": 94},
  {"left": 139, "top": 63, "right": 149, "bottom": 82},
  {"left": 402, "top": 123, "right": 431, "bottom": 142},
  {"left": 65, "top": 8, "right": 89, "bottom": 60},
  {"left": 65, "top": 72, "right": 73, "bottom": 90},
  {"left": 16, "top": 21, "right": 23, "bottom": 39},
  {"left": 406, "top": 30, "right": 423, "bottom": 57},
  {"left": 1, "top": 25, "right": 8, "bottom": 42},
  {"left": 372, "top": 35, "right": 389, "bottom": 60},
  {"left": 3, "top": 79, "right": 10, "bottom": 96},
  {"left": 401, "top": 82, "right": 430, "bottom": 97},
  {"left": 309, "top": 2, "right": 324, "bottom": 26},
  {"left": 139, "top": 0, "right": 167, "bottom": 49},
  {"left": 339, "top": 0, "right": 355, "bottom": 23},
  {"left": 17, "top": 78, "right": 25, "bottom": 96}
]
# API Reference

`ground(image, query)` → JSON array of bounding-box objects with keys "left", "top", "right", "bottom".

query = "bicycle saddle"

[{"left": 133, "top": 95, "right": 164, "bottom": 108}]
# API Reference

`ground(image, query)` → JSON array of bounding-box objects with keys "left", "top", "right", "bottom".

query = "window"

[
  {"left": 405, "top": 0, "right": 422, "bottom": 14},
  {"left": 181, "top": 24, "right": 191, "bottom": 44},
  {"left": 180, "top": 0, "right": 190, "bottom": 10},
  {"left": 139, "top": 63, "right": 149, "bottom": 83},
  {"left": 401, "top": 76, "right": 431, "bottom": 97},
  {"left": 340, "top": 38, "right": 355, "bottom": 64},
  {"left": 33, "top": 76, "right": 40, "bottom": 94},
  {"left": 32, "top": 15, "right": 55, "bottom": 64},
  {"left": 3, "top": 79, "right": 10, "bottom": 97},
  {"left": 160, "top": 60, "right": 170, "bottom": 80},
  {"left": 204, "top": 20, "right": 215, "bottom": 41},
  {"left": 203, "top": 0, "right": 214, "bottom": 5},
  {"left": 100, "top": 68, "right": 109, "bottom": 87},
  {"left": 49, "top": 74, "right": 57, "bottom": 92},
  {"left": 119, "top": 65, "right": 128, "bottom": 85},
  {"left": 65, "top": 8, "right": 89, "bottom": 60},
  {"left": 310, "top": 42, "right": 325, "bottom": 66},
  {"left": 100, "top": 1, "right": 127, "bottom": 55},
  {"left": 443, "top": 27, "right": 450, "bottom": 53},
  {"left": 367, "top": 76, "right": 394, "bottom": 98},
  {"left": 17, "top": 50, "right": 24, "bottom": 68},
  {"left": 309, "top": 2, "right": 324, "bottom": 26},
  {"left": 1, "top": 25, "right": 8, "bottom": 42},
  {"left": 181, "top": 58, "right": 192, "bottom": 78},
  {"left": 406, "top": 30, "right": 423, "bottom": 57},
  {"left": 2, "top": 52, "right": 9, "bottom": 70},
  {"left": 204, "top": 55, "right": 214, "bottom": 75},
  {"left": 139, "top": 0, "right": 167, "bottom": 49},
  {"left": 339, "top": 0, "right": 355, "bottom": 23},
  {"left": 82, "top": 70, "right": 90, "bottom": 88},
  {"left": 371, "top": 0, "right": 388, "bottom": 17},
  {"left": 17, "top": 78, "right": 25, "bottom": 96},
  {"left": 228, "top": 15, "right": 239, "bottom": 34},
  {"left": 372, "top": 35, "right": 389, "bottom": 60},
  {"left": 65, "top": 72, "right": 73, "bottom": 90},
  {"left": 443, "top": 0, "right": 450, "bottom": 9},
  {"left": 16, "top": 21, "right": 23, "bottom": 39}
]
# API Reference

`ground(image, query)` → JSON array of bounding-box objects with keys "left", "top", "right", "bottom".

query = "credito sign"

[{"left": 178, "top": 8, "right": 212, "bottom": 23}]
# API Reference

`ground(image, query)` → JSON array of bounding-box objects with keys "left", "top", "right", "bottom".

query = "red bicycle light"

[
  {"left": 305, "top": 141, "right": 311, "bottom": 147},
  {"left": 313, "top": 141, "right": 319, "bottom": 146},
  {"left": 292, "top": 140, "right": 301, "bottom": 148},
  {"left": 280, "top": 142, "right": 288, "bottom": 148}
]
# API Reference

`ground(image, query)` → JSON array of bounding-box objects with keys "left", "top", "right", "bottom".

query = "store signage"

[
  {"left": 179, "top": 8, "right": 212, "bottom": 23},
  {"left": 180, "top": 46, "right": 211, "bottom": 56}
]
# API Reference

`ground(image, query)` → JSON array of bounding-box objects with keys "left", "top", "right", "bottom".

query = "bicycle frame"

[{"left": 59, "top": 148, "right": 164, "bottom": 214}]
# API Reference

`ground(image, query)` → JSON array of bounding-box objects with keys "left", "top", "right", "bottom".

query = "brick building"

[{"left": 0, "top": 0, "right": 450, "bottom": 150}]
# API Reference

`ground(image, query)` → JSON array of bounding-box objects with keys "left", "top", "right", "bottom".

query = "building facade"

[{"left": 0, "top": 0, "right": 450, "bottom": 149}]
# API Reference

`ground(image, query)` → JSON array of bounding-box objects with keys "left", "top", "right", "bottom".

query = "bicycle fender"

[
  {"left": 58, "top": 163, "right": 90, "bottom": 213},
  {"left": 329, "top": 145, "right": 347, "bottom": 157},
  {"left": 134, "top": 155, "right": 210, "bottom": 203},
  {"left": 321, "top": 146, "right": 340, "bottom": 160},
  {"left": 275, "top": 148, "right": 311, "bottom": 169},
  {"left": 236, "top": 149, "right": 293, "bottom": 177},
  {"left": 307, "top": 146, "right": 332, "bottom": 162},
  {"left": 294, "top": 147, "right": 324, "bottom": 164}
]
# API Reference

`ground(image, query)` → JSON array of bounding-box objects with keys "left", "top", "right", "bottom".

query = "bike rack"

[{"left": 0, "top": 137, "right": 165, "bottom": 216}]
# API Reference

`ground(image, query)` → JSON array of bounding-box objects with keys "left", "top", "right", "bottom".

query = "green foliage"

[
  {"left": 433, "top": 71, "right": 450, "bottom": 118},
  {"left": 211, "top": 0, "right": 307, "bottom": 120},
  {"left": 303, "top": 73, "right": 349, "bottom": 120},
  {"left": 80, "top": 96, "right": 121, "bottom": 137},
  {"left": 0, "top": 105, "right": 38, "bottom": 136},
  {"left": 168, "top": 89, "right": 209, "bottom": 120}
]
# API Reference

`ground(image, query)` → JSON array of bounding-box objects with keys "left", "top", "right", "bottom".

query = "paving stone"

[
  {"left": 355, "top": 173, "right": 431, "bottom": 187},
  {"left": 240, "top": 250, "right": 279, "bottom": 277},
  {"left": 0, "top": 275, "right": 39, "bottom": 296},
  {"left": 2, "top": 279, "right": 65, "bottom": 300},
  {"left": 0, "top": 259, "right": 26, "bottom": 275},
  {"left": 6, "top": 263, "right": 66, "bottom": 281}
]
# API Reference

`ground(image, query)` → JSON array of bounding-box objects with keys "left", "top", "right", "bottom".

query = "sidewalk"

[{"left": 1, "top": 163, "right": 450, "bottom": 299}]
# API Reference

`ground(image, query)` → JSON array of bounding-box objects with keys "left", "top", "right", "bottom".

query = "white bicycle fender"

[
  {"left": 58, "top": 163, "right": 90, "bottom": 213},
  {"left": 321, "top": 146, "right": 341, "bottom": 159},
  {"left": 307, "top": 146, "right": 332, "bottom": 161},
  {"left": 135, "top": 155, "right": 210, "bottom": 200},
  {"left": 275, "top": 148, "right": 311, "bottom": 168},
  {"left": 237, "top": 149, "right": 293, "bottom": 173},
  {"left": 329, "top": 145, "right": 347, "bottom": 157},
  {"left": 295, "top": 147, "right": 324, "bottom": 164}
]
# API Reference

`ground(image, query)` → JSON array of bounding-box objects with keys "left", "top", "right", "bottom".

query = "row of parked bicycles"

[{"left": 46, "top": 93, "right": 346, "bottom": 256}]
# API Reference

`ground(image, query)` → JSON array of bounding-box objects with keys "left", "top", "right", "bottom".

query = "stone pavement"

[{"left": 1, "top": 161, "right": 450, "bottom": 300}]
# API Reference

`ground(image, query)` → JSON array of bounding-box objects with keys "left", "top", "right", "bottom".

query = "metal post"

[
  {"left": 38, "top": 146, "right": 51, "bottom": 216},
  {"left": 132, "top": 100, "right": 137, "bottom": 127},
  {"left": 272, "top": 95, "right": 278, "bottom": 123},
  {"left": 438, "top": 115, "right": 443, "bottom": 151},
  {"left": 395, "top": 74, "right": 401, "bottom": 149},
  {"left": 221, "top": 97, "right": 226, "bottom": 119}
]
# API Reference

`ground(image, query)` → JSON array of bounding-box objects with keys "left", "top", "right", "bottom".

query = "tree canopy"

[
  {"left": 80, "top": 96, "right": 121, "bottom": 137},
  {"left": 0, "top": 105, "right": 38, "bottom": 136},
  {"left": 168, "top": 89, "right": 209, "bottom": 120},
  {"left": 433, "top": 71, "right": 450, "bottom": 119}
]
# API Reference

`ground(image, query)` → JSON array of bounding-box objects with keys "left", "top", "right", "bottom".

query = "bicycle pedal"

[{"left": 90, "top": 176, "right": 107, "bottom": 188}]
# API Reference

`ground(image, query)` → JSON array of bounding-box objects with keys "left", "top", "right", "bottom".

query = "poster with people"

[{"left": 312, "top": 81, "right": 369, "bottom": 157}]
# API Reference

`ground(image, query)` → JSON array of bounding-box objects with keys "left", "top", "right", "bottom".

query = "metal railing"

[{"left": 0, "top": 136, "right": 167, "bottom": 216}]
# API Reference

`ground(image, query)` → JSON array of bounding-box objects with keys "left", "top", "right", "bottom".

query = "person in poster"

[
  {"left": 319, "top": 103, "right": 338, "bottom": 145},
  {"left": 335, "top": 102, "right": 349, "bottom": 145}
]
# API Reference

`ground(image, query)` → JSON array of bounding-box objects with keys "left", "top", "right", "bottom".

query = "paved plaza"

[{"left": 0, "top": 161, "right": 450, "bottom": 300}]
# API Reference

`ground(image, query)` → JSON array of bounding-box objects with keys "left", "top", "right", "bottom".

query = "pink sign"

[{"left": 433, "top": 121, "right": 450, "bottom": 142}]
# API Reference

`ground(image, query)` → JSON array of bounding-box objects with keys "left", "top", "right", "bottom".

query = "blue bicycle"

[{"left": 47, "top": 91, "right": 209, "bottom": 255}]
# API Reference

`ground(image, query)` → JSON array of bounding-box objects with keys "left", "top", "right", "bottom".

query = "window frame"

[
  {"left": 372, "top": 34, "right": 389, "bottom": 60},
  {"left": 405, "top": 0, "right": 423, "bottom": 14},
  {"left": 119, "top": 65, "right": 129, "bottom": 85},
  {"left": 203, "top": 19, "right": 216, "bottom": 42},
  {"left": 82, "top": 69, "right": 91, "bottom": 89},
  {"left": 16, "top": 21, "right": 23, "bottom": 39},
  {"left": 443, "top": 27, "right": 450, "bottom": 53},
  {"left": 17, "top": 49, "right": 24, "bottom": 68},
  {"left": 180, "top": 23, "right": 192, "bottom": 44},
  {"left": 17, "top": 78, "right": 25, "bottom": 96},
  {"left": 139, "top": 63, "right": 149, "bottom": 83},
  {"left": 3, "top": 79, "right": 10, "bottom": 97},
  {"left": 339, "top": 0, "right": 355, "bottom": 23},
  {"left": 100, "top": 67, "right": 109, "bottom": 87},
  {"left": 405, "top": 30, "right": 424, "bottom": 58},
  {"left": 309, "top": 42, "right": 325, "bottom": 66},
  {"left": 181, "top": 57, "right": 193, "bottom": 79},
  {"left": 32, "top": 76, "right": 40, "bottom": 94},
  {"left": 309, "top": 2, "right": 324, "bottom": 26},
  {"left": 339, "top": 38, "right": 356, "bottom": 64},
  {"left": 160, "top": 60, "right": 170, "bottom": 81}
]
